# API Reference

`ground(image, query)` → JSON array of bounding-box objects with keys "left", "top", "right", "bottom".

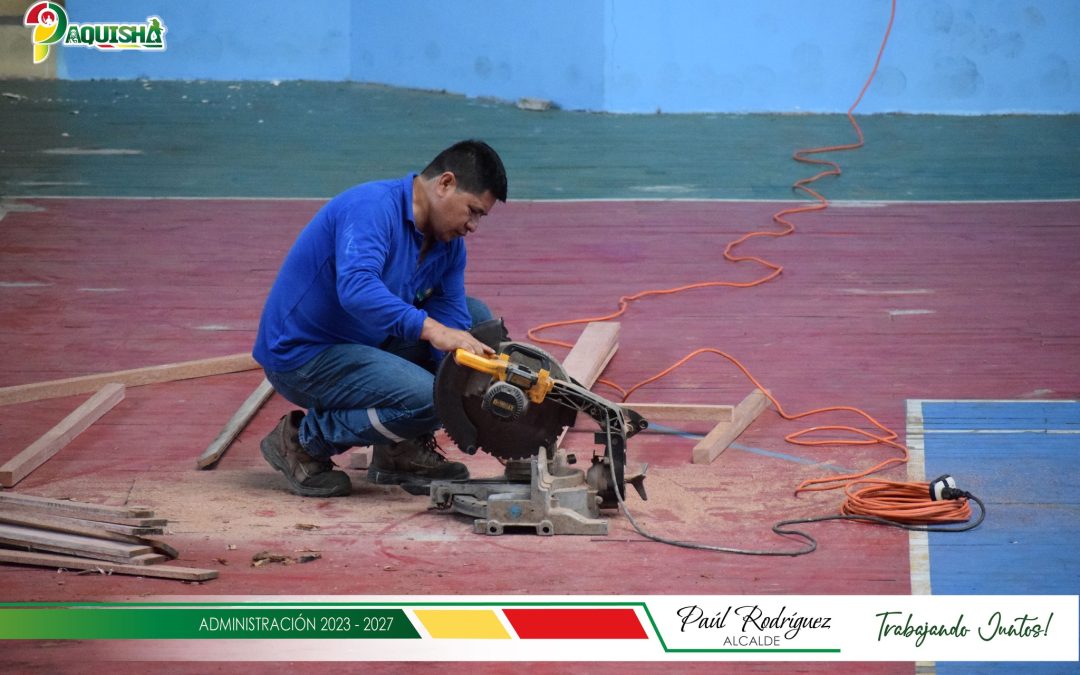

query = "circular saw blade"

[{"left": 435, "top": 341, "right": 577, "bottom": 460}]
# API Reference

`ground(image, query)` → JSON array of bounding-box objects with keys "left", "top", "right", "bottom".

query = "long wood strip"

[
  {"left": 0, "top": 383, "right": 126, "bottom": 487},
  {"left": 124, "top": 553, "right": 170, "bottom": 566},
  {"left": 0, "top": 523, "right": 152, "bottom": 561},
  {"left": 197, "top": 377, "right": 275, "bottom": 469},
  {"left": 560, "top": 322, "right": 619, "bottom": 388},
  {"left": 0, "top": 492, "right": 155, "bottom": 520},
  {"left": 559, "top": 323, "right": 619, "bottom": 444},
  {"left": 622, "top": 403, "right": 734, "bottom": 423},
  {"left": 28, "top": 515, "right": 165, "bottom": 536},
  {"left": 0, "top": 510, "right": 163, "bottom": 547},
  {"left": 0, "top": 548, "right": 218, "bottom": 581},
  {"left": 0, "top": 509, "right": 176, "bottom": 558},
  {"left": 691, "top": 389, "right": 771, "bottom": 465},
  {"left": 0, "top": 353, "right": 258, "bottom": 406}
]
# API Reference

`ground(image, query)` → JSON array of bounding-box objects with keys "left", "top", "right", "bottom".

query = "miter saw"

[{"left": 430, "top": 320, "right": 649, "bottom": 536}]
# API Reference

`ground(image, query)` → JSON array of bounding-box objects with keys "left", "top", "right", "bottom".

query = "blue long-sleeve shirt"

[{"left": 253, "top": 174, "right": 471, "bottom": 372}]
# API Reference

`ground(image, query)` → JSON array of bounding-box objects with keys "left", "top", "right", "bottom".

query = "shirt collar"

[{"left": 404, "top": 172, "right": 419, "bottom": 233}]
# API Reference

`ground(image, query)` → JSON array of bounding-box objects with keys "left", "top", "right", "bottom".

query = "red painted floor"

[{"left": 2, "top": 197, "right": 1078, "bottom": 673}]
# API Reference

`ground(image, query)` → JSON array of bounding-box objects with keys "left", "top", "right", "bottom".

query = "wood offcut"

[
  {"left": 0, "top": 353, "right": 258, "bottom": 406},
  {"left": 0, "top": 383, "right": 125, "bottom": 487},
  {"left": 691, "top": 389, "right": 772, "bottom": 464},
  {"left": 560, "top": 321, "right": 619, "bottom": 388},
  {"left": 197, "top": 377, "right": 275, "bottom": 469}
]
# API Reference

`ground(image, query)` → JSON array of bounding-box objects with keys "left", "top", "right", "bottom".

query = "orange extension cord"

[{"left": 527, "top": 0, "right": 973, "bottom": 530}]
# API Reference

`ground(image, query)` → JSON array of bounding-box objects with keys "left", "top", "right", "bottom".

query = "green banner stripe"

[{"left": 0, "top": 608, "right": 418, "bottom": 640}]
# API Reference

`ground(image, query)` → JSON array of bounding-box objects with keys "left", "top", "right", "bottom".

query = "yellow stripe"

[{"left": 412, "top": 609, "right": 510, "bottom": 639}]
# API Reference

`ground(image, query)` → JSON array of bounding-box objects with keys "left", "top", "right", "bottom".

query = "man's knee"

[{"left": 465, "top": 296, "right": 493, "bottom": 327}]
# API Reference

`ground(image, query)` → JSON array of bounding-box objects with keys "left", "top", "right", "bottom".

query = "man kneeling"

[{"left": 252, "top": 140, "right": 506, "bottom": 497}]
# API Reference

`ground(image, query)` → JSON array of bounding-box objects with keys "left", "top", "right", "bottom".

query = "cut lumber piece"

[
  {"left": 75, "top": 515, "right": 167, "bottom": 529},
  {"left": 138, "top": 538, "right": 180, "bottom": 560},
  {"left": 0, "top": 548, "right": 218, "bottom": 581},
  {"left": 0, "top": 492, "right": 155, "bottom": 520},
  {"left": 560, "top": 322, "right": 619, "bottom": 388},
  {"left": 0, "top": 523, "right": 152, "bottom": 562},
  {"left": 0, "top": 510, "right": 164, "bottom": 546},
  {"left": 691, "top": 389, "right": 772, "bottom": 465},
  {"left": 126, "top": 553, "right": 169, "bottom": 566},
  {"left": 0, "top": 509, "right": 176, "bottom": 559},
  {"left": 0, "top": 352, "right": 258, "bottom": 406},
  {"left": 557, "top": 323, "right": 619, "bottom": 445},
  {"left": 0, "top": 383, "right": 125, "bottom": 487},
  {"left": 197, "top": 377, "right": 275, "bottom": 469},
  {"left": 36, "top": 515, "right": 164, "bottom": 536},
  {"left": 348, "top": 447, "right": 372, "bottom": 470},
  {"left": 622, "top": 403, "right": 734, "bottom": 423}
]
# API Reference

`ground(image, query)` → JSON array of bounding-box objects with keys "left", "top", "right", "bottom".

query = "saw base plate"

[{"left": 429, "top": 447, "right": 608, "bottom": 536}]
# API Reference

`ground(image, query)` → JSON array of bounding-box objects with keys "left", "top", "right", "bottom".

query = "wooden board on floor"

[
  {"left": 622, "top": 403, "right": 734, "bottom": 423},
  {"left": 0, "top": 510, "right": 165, "bottom": 547},
  {"left": 0, "top": 548, "right": 218, "bottom": 581},
  {"left": 0, "top": 492, "right": 155, "bottom": 520},
  {"left": 0, "top": 523, "right": 152, "bottom": 561},
  {"left": 348, "top": 447, "right": 372, "bottom": 470},
  {"left": 197, "top": 377, "right": 275, "bottom": 469},
  {"left": 560, "top": 322, "right": 619, "bottom": 388},
  {"left": 691, "top": 389, "right": 772, "bottom": 464},
  {"left": 0, "top": 383, "right": 125, "bottom": 487},
  {"left": 0, "top": 353, "right": 258, "bottom": 406}
]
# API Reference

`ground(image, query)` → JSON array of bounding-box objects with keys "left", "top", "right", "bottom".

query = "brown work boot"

[
  {"left": 368, "top": 433, "right": 469, "bottom": 494},
  {"left": 260, "top": 411, "right": 351, "bottom": 497}
]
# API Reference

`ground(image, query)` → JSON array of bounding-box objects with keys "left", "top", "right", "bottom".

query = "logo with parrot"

[{"left": 23, "top": 2, "right": 167, "bottom": 64}]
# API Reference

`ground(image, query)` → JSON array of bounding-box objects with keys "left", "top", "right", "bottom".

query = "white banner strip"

[{"left": 76, "top": 594, "right": 1080, "bottom": 663}]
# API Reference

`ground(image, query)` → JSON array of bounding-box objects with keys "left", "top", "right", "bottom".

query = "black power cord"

[{"left": 606, "top": 434, "right": 986, "bottom": 557}]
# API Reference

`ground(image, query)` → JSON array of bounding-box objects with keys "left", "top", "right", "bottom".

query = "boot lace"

[{"left": 416, "top": 433, "right": 449, "bottom": 465}]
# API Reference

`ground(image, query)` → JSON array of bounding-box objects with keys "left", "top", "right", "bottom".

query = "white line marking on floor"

[
  {"left": 844, "top": 288, "right": 933, "bottom": 295},
  {"left": 40, "top": 148, "right": 143, "bottom": 156}
]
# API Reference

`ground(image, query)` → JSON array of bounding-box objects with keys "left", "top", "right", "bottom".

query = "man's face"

[{"left": 428, "top": 173, "right": 497, "bottom": 243}]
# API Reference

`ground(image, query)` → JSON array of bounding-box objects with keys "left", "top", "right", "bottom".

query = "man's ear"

[{"left": 436, "top": 171, "right": 457, "bottom": 195}]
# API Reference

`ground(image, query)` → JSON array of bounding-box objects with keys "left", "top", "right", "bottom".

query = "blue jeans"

[{"left": 264, "top": 298, "right": 493, "bottom": 458}]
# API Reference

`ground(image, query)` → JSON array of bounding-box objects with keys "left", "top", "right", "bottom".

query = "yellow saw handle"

[
  {"left": 453, "top": 349, "right": 510, "bottom": 377},
  {"left": 452, "top": 348, "right": 554, "bottom": 404}
]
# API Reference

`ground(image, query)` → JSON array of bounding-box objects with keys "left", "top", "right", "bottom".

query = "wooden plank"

[
  {"left": 0, "top": 548, "right": 218, "bottom": 581},
  {"left": 560, "top": 322, "right": 619, "bottom": 388},
  {"left": 0, "top": 353, "right": 258, "bottom": 406},
  {"left": 691, "top": 389, "right": 771, "bottom": 465},
  {"left": 348, "top": 447, "right": 372, "bottom": 470},
  {"left": 622, "top": 403, "right": 734, "bottom": 423},
  {"left": 557, "top": 323, "right": 619, "bottom": 446},
  {"left": 0, "top": 509, "right": 163, "bottom": 546},
  {"left": 0, "top": 523, "right": 152, "bottom": 561},
  {"left": 35, "top": 515, "right": 164, "bottom": 536},
  {"left": 0, "top": 383, "right": 125, "bottom": 487},
  {"left": 44, "top": 516, "right": 164, "bottom": 536},
  {"left": 196, "top": 377, "right": 275, "bottom": 469},
  {"left": 137, "top": 538, "right": 180, "bottom": 560},
  {"left": 0, "top": 492, "right": 155, "bottom": 520},
  {"left": 0, "top": 509, "right": 176, "bottom": 558}
]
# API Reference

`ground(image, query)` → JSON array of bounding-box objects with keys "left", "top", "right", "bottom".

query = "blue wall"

[
  {"left": 61, "top": 0, "right": 352, "bottom": 81},
  {"left": 60, "top": 1, "right": 1080, "bottom": 114},
  {"left": 349, "top": 1, "right": 606, "bottom": 112}
]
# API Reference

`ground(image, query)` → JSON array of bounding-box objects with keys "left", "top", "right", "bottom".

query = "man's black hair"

[{"left": 421, "top": 140, "right": 508, "bottom": 202}]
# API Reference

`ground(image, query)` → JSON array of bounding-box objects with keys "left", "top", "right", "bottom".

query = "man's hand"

[{"left": 421, "top": 317, "right": 495, "bottom": 356}]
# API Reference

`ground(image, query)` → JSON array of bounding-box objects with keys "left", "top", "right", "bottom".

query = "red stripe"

[{"left": 502, "top": 608, "right": 647, "bottom": 639}]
